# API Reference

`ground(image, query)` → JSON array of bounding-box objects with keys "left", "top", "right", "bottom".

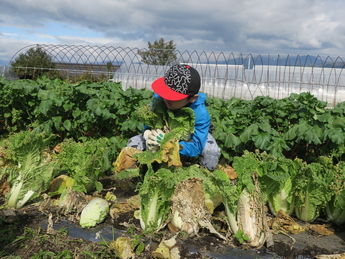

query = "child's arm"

[{"left": 179, "top": 114, "right": 210, "bottom": 157}]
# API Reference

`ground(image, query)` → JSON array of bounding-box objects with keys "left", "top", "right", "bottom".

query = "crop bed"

[
  {"left": 1, "top": 77, "right": 345, "bottom": 258},
  {"left": 1, "top": 177, "right": 345, "bottom": 259}
]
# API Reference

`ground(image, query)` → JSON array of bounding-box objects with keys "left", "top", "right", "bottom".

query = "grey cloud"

[{"left": 0, "top": 0, "right": 345, "bottom": 65}]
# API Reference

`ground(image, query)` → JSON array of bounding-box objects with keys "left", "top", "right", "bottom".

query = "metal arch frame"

[{"left": 8, "top": 44, "right": 345, "bottom": 107}]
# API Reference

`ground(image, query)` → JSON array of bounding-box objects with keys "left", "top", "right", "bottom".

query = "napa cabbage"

[
  {"left": 52, "top": 137, "right": 116, "bottom": 193},
  {"left": 80, "top": 198, "right": 109, "bottom": 228},
  {"left": 214, "top": 151, "right": 272, "bottom": 248},
  {"left": 134, "top": 98, "right": 196, "bottom": 168},
  {"left": 6, "top": 162, "right": 54, "bottom": 209},
  {"left": 227, "top": 151, "right": 302, "bottom": 217},
  {"left": 256, "top": 152, "right": 303, "bottom": 216},
  {"left": 294, "top": 160, "right": 334, "bottom": 222},
  {"left": 0, "top": 130, "right": 55, "bottom": 209},
  {"left": 136, "top": 97, "right": 195, "bottom": 142},
  {"left": 138, "top": 164, "right": 223, "bottom": 232},
  {"left": 138, "top": 165, "right": 176, "bottom": 231},
  {"left": 324, "top": 160, "right": 345, "bottom": 225}
]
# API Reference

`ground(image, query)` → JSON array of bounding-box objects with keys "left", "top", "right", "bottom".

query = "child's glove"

[
  {"left": 148, "top": 129, "right": 165, "bottom": 145},
  {"left": 143, "top": 129, "right": 165, "bottom": 152}
]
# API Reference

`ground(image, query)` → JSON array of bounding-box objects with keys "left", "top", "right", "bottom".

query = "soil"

[{"left": 1, "top": 176, "right": 345, "bottom": 259}]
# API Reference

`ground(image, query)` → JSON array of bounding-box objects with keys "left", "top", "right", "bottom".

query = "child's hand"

[
  {"left": 143, "top": 129, "right": 165, "bottom": 152},
  {"left": 149, "top": 129, "right": 165, "bottom": 144}
]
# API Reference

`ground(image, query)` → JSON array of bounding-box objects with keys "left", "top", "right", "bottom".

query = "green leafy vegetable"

[
  {"left": 294, "top": 160, "right": 334, "bottom": 222},
  {"left": 52, "top": 137, "right": 116, "bottom": 193},
  {"left": 138, "top": 165, "right": 176, "bottom": 231},
  {"left": 80, "top": 198, "right": 110, "bottom": 228},
  {"left": 1, "top": 130, "right": 55, "bottom": 209},
  {"left": 137, "top": 163, "right": 224, "bottom": 232},
  {"left": 324, "top": 160, "right": 345, "bottom": 225},
  {"left": 255, "top": 152, "right": 303, "bottom": 216},
  {"left": 136, "top": 97, "right": 195, "bottom": 141}
]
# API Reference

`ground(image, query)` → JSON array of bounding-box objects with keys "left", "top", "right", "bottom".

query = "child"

[{"left": 127, "top": 64, "right": 220, "bottom": 171}]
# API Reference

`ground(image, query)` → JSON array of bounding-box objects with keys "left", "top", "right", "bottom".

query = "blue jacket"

[
  {"left": 179, "top": 92, "right": 210, "bottom": 157},
  {"left": 151, "top": 93, "right": 210, "bottom": 157}
]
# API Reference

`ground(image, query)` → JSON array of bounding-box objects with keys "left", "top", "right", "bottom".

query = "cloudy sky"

[{"left": 1, "top": 0, "right": 345, "bottom": 65}]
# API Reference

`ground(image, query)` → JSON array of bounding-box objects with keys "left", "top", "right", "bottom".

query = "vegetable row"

[{"left": 1, "top": 77, "right": 345, "bottom": 249}]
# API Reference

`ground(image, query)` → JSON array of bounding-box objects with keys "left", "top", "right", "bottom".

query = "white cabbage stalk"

[
  {"left": 16, "top": 190, "right": 36, "bottom": 209},
  {"left": 139, "top": 191, "right": 162, "bottom": 230},
  {"left": 7, "top": 176, "right": 36, "bottom": 209},
  {"left": 268, "top": 184, "right": 295, "bottom": 216},
  {"left": 325, "top": 203, "right": 345, "bottom": 226},
  {"left": 7, "top": 161, "right": 54, "bottom": 209},
  {"left": 223, "top": 203, "right": 239, "bottom": 236},
  {"left": 235, "top": 173, "right": 273, "bottom": 248}
]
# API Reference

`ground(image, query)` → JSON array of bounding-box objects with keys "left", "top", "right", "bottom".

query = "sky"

[{"left": 1, "top": 0, "right": 345, "bottom": 65}]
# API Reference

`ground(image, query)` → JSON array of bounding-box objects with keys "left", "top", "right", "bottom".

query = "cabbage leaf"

[
  {"left": 294, "top": 160, "right": 334, "bottom": 222},
  {"left": 134, "top": 98, "right": 195, "bottom": 168},
  {"left": 138, "top": 165, "right": 176, "bottom": 231},
  {"left": 1, "top": 130, "right": 55, "bottom": 209},
  {"left": 136, "top": 97, "right": 195, "bottom": 141},
  {"left": 256, "top": 152, "right": 303, "bottom": 216},
  {"left": 324, "top": 160, "right": 345, "bottom": 225},
  {"left": 138, "top": 164, "right": 224, "bottom": 232}
]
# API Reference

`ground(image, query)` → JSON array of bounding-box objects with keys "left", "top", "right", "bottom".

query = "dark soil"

[{"left": 1, "top": 176, "right": 345, "bottom": 259}]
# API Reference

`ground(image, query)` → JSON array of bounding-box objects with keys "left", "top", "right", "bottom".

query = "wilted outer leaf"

[
  {"left": 269, "top": 210, "right": 305, "bottom": 235},
  {"left": 48, "top": 175, "right": 75, "bottom": 197},
  {"left": 135, "top": 136, "right": 182, "bottom": 168},
  {"left": 109, "top": 236, "right": 135, "bottom": 259},
  {"left": 169, "top": 178, "right": 226, "bottom": 240},
  {"left": 315, "top": 253, "right": 345, "bottom": 259},
  {"left": 308, "top": 224, "right": 334, "bottom": 236},
  {"left": 59, "top": 187, "right": 88, "bottom": 214},
  {"left": 161, "top": 137, "right": 182, "bottom": 167},
  {"left": 152, "top": 235, "right": 180, "bottom": 259},
  {"left": 113, "top": 147, "right": 142, "bottom": 172},
  {"left": 104, "top": 191, "right": 117, "bottom": 202},
  {"left": 0, "top": 173, "right": 10, "bottom": 196}
]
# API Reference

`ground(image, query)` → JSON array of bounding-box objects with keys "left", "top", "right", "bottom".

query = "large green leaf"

[
  {"left": 240, "top": 124, "right": 259, "bottom": 142},
  {"left": 252, "top": 132, "right": 271, "bottom": 150}
]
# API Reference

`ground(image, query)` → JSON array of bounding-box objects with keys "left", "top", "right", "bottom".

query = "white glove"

[
  {"left": 143, "top": 129, "right": 165, "bottom": 152},
  {"left": 148, "top": 129, "right": 165, "bottom": 145}
]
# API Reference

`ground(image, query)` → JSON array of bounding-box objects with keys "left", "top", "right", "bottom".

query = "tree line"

[{"left": 10, "top": 38, "right": 177, "bottom": 80}]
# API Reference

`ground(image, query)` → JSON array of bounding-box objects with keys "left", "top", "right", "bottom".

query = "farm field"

[{"left": 1, "top": 76, "right": 345, "bottom": 258}]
